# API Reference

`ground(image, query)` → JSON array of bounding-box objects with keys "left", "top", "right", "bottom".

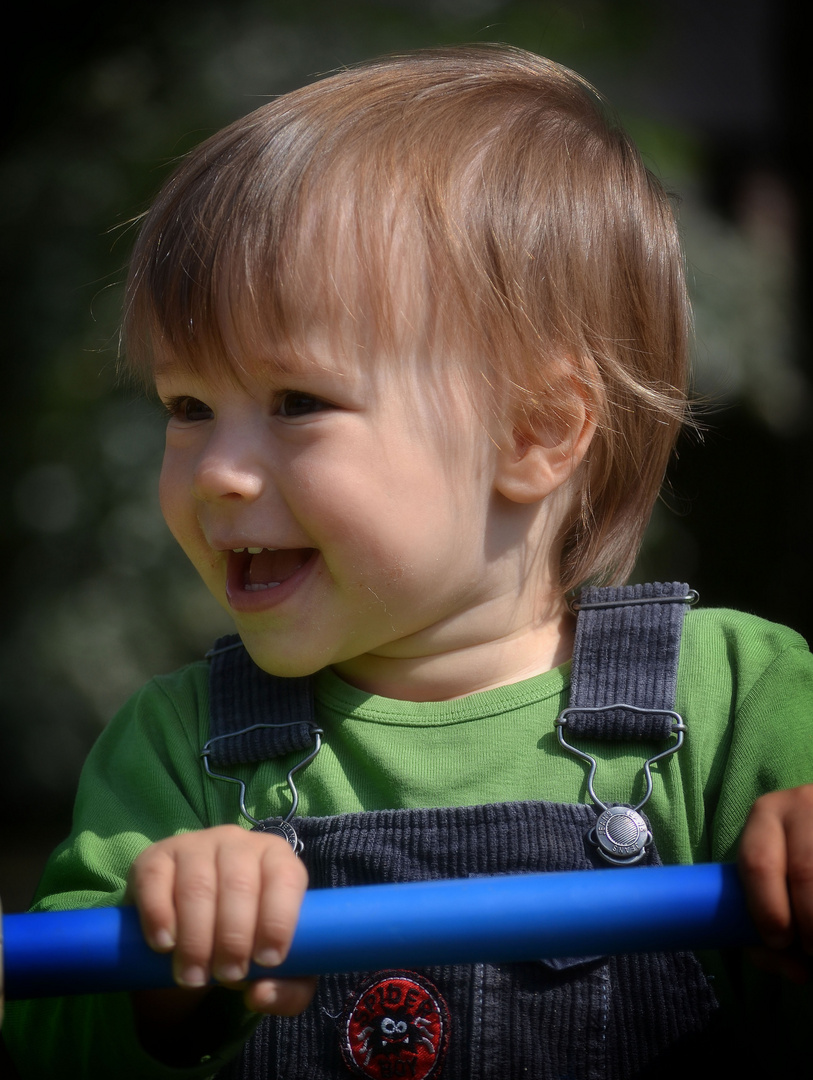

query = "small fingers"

[
  {"left": 783, "top": 788, "right": 813, "bottom": 954},
  {"left": 171, "top": 838, "right": 220, "bottom": 987},
  {"left": 253, "top": 838, "right": 309, "bottom": 969},
  {"left": 739, "top": 795, "right": 792, "bottom": 950},
  {"left": 740, "top": 786, "right": 813, "bottom": 955},
  {"left": 211, "top": 841, "right": 263, "bottom": 984},
  {"left": 211, "top": 832, "right": 307, "bottom": 983},
  {"left": 175, "top": 829, "right": 305, "bottom": 989},
  {"left": 129, "top": 844, "right": 181, "bottom": 954},
  {"left": 128, "top": 825, "right": 310, "bottom": 1006}
]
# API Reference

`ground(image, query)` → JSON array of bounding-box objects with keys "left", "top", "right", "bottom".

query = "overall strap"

[
  {"left": 568, "top": 581, "right": 695, "bottom": 738},
  {"left": 558, "top": 582, "right": 696, "bottom": 865},
  {"left": 206, "top": 634, "right": 316, "bottom": 764},
  {"left": 204, "top": 635, "right": 322, "bottom": 853}
]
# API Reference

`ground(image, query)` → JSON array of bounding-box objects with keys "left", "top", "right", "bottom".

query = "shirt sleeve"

[{"left": 708, "top": 623, "right": 813, "bottom": 863}]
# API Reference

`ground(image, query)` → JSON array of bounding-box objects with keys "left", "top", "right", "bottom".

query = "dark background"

[{"left": 1, "top": 0, "right": 810, "bottom": 913}]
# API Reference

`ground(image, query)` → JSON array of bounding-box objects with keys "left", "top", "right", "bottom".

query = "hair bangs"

[{"left": 123, "top": 96, "right": 456, "bottom": 388}]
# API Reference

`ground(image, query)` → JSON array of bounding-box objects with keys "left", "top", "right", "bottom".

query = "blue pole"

[{"left": 3, "top": 863, "right": 756, "bottom": 1000}]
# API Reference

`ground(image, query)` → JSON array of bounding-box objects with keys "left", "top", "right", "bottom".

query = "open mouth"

[{"left": 230, "top": 547, "right": 316, "bottom": 591}]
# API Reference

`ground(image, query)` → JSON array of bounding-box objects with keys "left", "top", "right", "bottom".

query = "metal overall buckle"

[
  {"left": 555, "top": 704, "right": 685, "bottom": 866},
  {"left": 201, "top": 721, "right": 323, "bottom": 856}
]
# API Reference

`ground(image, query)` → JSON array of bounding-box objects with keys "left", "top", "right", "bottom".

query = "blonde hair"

[{"left": 123, "top": 44, "right": 690, "bottom": 592}]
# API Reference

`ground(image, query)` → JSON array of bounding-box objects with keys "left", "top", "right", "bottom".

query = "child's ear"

[{"left": 494, "top": 390, "right": 596, "bottom": 506}]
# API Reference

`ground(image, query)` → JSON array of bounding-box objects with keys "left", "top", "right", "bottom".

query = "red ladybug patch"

[{"left": 340, "top": 970, "right": 450, "bottom": 1080}]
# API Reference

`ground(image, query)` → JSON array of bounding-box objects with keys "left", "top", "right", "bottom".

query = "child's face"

[{"left": 155, "top": 342, "right": 559, "bottom": 695}]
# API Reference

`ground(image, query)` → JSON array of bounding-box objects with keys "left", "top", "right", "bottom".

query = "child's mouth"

[{"left": 231, "top": 547, "right": 315, "bottom": 591}]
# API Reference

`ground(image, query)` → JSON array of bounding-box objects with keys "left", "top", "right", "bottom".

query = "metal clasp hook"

[
  {"left": 556, "top": 705, "right": 685, "bottom": 813},
  {"left": 556, "top": 704, "right": 685, "bottom": 865},
  {"left": 201, "top": 722, "right": 323, "bottom": 856}
]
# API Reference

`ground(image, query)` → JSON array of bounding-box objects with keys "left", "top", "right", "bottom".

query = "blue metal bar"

[{"left": 3, "top": 863, "right": 756, "bottom": 1000}]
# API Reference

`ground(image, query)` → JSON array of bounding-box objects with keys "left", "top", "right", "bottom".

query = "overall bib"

[{"left": 205, "top": 584, "right": 720, "bottom": 1079}]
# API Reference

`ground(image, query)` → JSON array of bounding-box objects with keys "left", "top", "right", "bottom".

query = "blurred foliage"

[{"left": 1, "top": 0, "right": 809, "bottom": 909}]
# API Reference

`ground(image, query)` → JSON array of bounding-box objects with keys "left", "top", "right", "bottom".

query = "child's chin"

[{"left": 234, "top": 630, "right": 332, "bottom": 679}]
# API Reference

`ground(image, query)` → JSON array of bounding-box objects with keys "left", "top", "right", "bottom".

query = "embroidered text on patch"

[{"left": 340, "top": 970, "right": 450, "bottom": 1080}]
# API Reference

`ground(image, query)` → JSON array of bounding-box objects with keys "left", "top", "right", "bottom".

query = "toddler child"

[{"left": 5, "top": 44, "right": 813, "bottom": 1079}]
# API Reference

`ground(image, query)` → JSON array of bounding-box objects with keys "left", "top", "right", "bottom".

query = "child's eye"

[
  {"left": 164, "top": 396, "right": 213, "bottom": 422},
  {"left": 277, "top": 391, "right": 332, "bottom": 418}
]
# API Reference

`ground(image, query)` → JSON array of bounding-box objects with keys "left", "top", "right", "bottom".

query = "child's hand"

[
  {"left": 738, "top": 784, "right": 813, "bottom": 983},
  {"left": 128, "top": 824, "right": 316, "bottom": 1015}
]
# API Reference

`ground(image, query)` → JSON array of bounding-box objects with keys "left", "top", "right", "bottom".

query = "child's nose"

[{"left": 192, "top": 428, "right": 265, "bottom": 502}]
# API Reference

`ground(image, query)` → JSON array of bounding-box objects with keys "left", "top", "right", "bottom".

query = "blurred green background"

[{"left": 1, "top": 0, "right": 810, "bottom": 912}]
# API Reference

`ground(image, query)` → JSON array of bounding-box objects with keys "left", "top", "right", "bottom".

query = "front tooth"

[
  {"left": 233, "top": 548, "right": 245, "bottom": 553},
  {"left": 247, "top": 547, "right": 263, "bottom": 555}
]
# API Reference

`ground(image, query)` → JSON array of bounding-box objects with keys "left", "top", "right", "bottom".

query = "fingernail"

[
  {"left": 215, "top": 963, "right": 247, "bottom": 984},
  {"left": 253, "top": 947, "right": 282, "bottom": 969},
  {"left": 176, "top": 964, "right": 209, "bottom": 988},
  {"left": 153, "top": 928, "right": 176, "bottom": 951},
  {"left": 252, "top": 980, "right": 279, "bottom": 1010}
]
